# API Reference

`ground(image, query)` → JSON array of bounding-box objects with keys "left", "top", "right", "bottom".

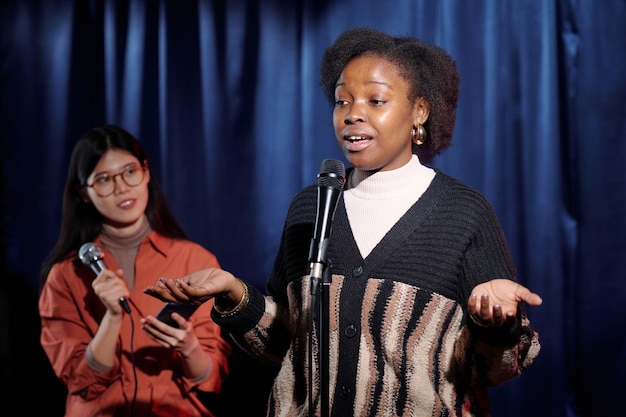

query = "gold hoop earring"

[{"left": 412, "top": 124, "right": 426, "bottom": 145}]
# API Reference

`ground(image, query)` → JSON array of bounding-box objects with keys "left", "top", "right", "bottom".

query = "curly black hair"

[{"left": 320, "top": 27, "right": 461, "bottom": 163}]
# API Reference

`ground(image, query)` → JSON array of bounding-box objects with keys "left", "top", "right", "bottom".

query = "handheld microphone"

[
  {"left": 79, "top": 242, "right": 131, "bottom": 314},
  {"left": 308, "top": 159, "right": 346, "bottom": 280}
]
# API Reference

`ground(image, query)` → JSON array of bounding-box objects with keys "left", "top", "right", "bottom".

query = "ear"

[
  {"left": 143, "top": 161, "right": 151, "bottom": 184},
  {"left": 76, "top": 185, "right": 91, "bottom": 203},
  {"left": 413, "top": 97, "right": 430, "bottom": 126}
]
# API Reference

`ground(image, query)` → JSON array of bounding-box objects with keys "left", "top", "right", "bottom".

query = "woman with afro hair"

[{"left": 145, "top": 27, "right": 542, "bottom": 417}]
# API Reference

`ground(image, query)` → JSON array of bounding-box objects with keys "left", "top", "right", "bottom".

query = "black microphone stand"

[
  {"left": 307, "top": 158, "right": 345, "bottom": 417},
  {"left": 319, "top": 262, "right": 331, "bottom": 417},
  {"left": 309, "top": 261, "right": 331, "bottom": 417}
]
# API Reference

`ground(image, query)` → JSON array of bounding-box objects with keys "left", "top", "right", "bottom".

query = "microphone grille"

[
  {"left": 317, "top": 159, "right": 346, "bottom": 190},
  {"left": 78, "top": 242, "right": 103, "bottom": 265}
]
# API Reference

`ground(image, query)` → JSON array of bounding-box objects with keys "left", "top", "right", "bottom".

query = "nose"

[
  {"left": 344, "top": 113, "right": 364, "bottom": 125},
  {"left": 344, "top": 105, "right": 365, "bottom": 125},
  {"left": 112, "top": 173, "right": 129, "bottom": 193}
]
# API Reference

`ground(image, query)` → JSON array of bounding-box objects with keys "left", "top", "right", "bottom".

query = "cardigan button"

[
  {"left": 344, "top": 324, "right": 358, "bottom": 338},
  {"left": 352, "top": 266, "right": 363, "bottom": 277}
]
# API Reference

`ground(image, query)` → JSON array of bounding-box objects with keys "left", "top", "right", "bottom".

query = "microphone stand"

[
  {"left": 319, "top": 263, "right": 331, "bottom": 417},
  {"left": 307, "top": 158, "right": 345, "bottom": 417},
  {"left": 309, "top": 261, "right": 331, "bottom": 417}
]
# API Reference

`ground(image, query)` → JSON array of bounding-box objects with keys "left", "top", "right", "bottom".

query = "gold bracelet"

[{"left": 214, "top": 279, "right": 249, "bottom": 318}]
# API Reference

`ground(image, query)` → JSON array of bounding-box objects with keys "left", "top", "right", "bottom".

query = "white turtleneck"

[{"left": 343, "top": 155, "right": 435, "bottom": 258}]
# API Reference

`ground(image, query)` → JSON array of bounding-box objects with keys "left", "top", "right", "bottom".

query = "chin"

[{"left": 346, "top": 157, "right": 378, "bottom": 172}]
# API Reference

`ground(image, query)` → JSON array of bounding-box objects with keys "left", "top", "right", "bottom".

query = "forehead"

[
  {"left": 337, "top": 54, "right": 405, "bottom": 87},
  {"left": 92, "top": 149, "right": 139, "bottom": 173}
]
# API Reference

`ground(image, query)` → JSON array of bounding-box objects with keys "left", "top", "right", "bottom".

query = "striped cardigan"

[{"left": 214, "top": 170, "right": 540, "bottom": 417}]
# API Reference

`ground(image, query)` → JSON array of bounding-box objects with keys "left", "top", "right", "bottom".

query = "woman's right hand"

[
  {"left": 92, "top": 268, "right": 130, "bottom": 315},
  {"left": 143, "top": 268, "right": 244, "bottom": 307}
]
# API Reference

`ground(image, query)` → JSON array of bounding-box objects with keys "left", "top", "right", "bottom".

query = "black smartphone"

[{"left": 155, "top": 302, "right": 199, "bottom": 328}]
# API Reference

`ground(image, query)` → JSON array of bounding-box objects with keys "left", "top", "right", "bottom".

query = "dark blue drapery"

[{"left": 1, "top": 1, "right": 625, "bottom": 416}]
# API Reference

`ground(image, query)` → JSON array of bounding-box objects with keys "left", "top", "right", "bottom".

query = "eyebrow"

[
  {"left": 92, "top": 162, "right": 140, "bottom": 177},
  {"left": 335, "top": 80, "right": 393, "bottom": 89}
]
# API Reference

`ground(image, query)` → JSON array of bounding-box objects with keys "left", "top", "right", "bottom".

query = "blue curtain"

[{"left": 1, "top": 0, "right": 625, "bottom": 416}]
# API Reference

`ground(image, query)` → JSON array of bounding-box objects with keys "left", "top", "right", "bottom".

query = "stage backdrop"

[{"left": 1, "top": 1, "right": 625, "bottom": 416}]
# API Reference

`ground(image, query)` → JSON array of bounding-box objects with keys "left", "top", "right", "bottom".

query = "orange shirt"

[{"left": 39, "top": 232, "right": 231, "bottom": 417}]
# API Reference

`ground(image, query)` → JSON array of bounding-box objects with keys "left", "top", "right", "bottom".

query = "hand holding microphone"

[{"left": 79, "top": 242, "right": 132, "bottom": 314}]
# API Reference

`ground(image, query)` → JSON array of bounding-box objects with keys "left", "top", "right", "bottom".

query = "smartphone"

[{"left": 155, "top": 302, "right": 199, "bottom": 328}]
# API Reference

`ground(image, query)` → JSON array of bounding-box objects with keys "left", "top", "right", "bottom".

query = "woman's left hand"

[{"left": 468, "top": 279, "right": 542, "bottom": 327}]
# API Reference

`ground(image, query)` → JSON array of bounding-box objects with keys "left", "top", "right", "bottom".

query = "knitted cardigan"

[{"left": 213, "top": 170, "right": 540, "bottom": 417}]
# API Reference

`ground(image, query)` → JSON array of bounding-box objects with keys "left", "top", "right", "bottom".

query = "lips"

[
  {"left": 118, "top": 199, "right": 136, "bottom": 209},
  {"left": 343, "top": 135, "right": 372, "bottom": 151}
]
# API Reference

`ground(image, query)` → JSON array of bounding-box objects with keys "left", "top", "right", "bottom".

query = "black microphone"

[
  {"left": 79, "top": 242, "right": 131, "bottom": 314},
  {"left": 308, "top": 159, "right": 346, "bottom": 280}
]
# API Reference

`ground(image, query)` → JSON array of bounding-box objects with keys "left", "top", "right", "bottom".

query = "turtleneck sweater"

[
  {"left": 343, "top": 154, "right": 435, "bottom": 257},
  {"left": 213, "top": 159, "right": 539, "bottom": 417},
  {"left": 99, "top": 215, "right": 151, "bottom": 290}
]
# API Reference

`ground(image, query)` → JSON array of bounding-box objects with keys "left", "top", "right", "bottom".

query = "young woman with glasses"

[{"left": 38, "top": 125, "right": 232, "bottom": 417}]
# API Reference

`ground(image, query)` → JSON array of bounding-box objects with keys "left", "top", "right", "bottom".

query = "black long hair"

[{"left": 39, "top": 125, "right": 187, "bottom": 291}]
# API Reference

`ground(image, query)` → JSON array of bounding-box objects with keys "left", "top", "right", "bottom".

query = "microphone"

[
  {"left": 308, "top": 159, "right": 346, "bottom": 280},
  {"left": 79, "top": 242, "right": 131, "bottom": 314},
  {"left": 307, "top": 159, "right": 345, "bottom": 412}
]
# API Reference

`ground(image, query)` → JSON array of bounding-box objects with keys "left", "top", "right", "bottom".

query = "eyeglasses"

[{"left": 85, "top": 164, "right": 146, "bottom": 197}]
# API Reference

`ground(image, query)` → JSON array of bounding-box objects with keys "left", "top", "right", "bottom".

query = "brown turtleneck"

[{"left": 99, "top": 216, "right": 151, "bottom": 290}]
